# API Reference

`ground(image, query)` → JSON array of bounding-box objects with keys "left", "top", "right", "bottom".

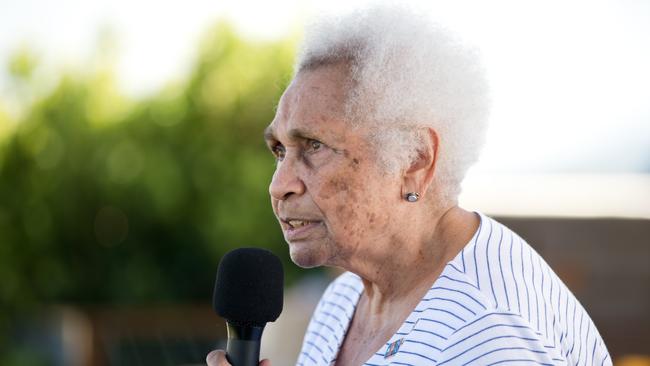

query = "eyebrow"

[{"left": 263, "top": 126, "right": 318, "bottom": 142}]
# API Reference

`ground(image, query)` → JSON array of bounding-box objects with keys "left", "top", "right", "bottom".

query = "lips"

[{"left": 280, "top": 217, "right": 323, "bottom": 241}]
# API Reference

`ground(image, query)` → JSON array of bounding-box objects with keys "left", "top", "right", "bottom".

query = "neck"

[{"left": 344, "top": 205, "right": 479, "bottom": 314}]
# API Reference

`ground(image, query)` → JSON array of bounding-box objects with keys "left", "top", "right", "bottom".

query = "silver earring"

[{"left": 405, "top": 192, "right": 419, "bottom": 202}]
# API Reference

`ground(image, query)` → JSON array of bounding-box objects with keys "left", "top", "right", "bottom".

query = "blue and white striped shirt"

[{"left": 297, "top": 212, "right": 611, "bottom": 365}]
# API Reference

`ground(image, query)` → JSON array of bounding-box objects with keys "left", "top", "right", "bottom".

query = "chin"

[{"left": 288, "top": 242, "right": 328, "bottom": 269}]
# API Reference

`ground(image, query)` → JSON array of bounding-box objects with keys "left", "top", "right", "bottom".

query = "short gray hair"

[{"left": 294, "top": 3, "right": 490, "bottom": 202}]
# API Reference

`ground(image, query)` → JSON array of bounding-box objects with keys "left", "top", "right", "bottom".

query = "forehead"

[{"left": 266, "top": 65, "right": 351, "bottom": 141}]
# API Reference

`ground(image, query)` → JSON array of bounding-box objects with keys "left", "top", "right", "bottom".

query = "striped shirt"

[{"left": 297, "top": 212, "right": 612, "bottom": 365}]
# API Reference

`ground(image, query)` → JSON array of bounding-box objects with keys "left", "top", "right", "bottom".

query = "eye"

[
  {"left": 271, "top": 144, "right": 286, "bottom": 161},
  {"left": 307, "top": 139, "right": 323, "bottom": 153}
]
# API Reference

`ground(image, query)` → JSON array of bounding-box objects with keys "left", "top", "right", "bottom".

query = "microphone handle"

[{"left": 225, "top": 323, "right": 265, "bottom": 366}]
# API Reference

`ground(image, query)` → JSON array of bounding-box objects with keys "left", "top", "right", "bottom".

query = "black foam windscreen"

[{"left": 213, "top": 248, "right": 284, "bottom": 327}]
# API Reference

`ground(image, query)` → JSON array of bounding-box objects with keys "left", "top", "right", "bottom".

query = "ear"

[{"left": 401, "top": 128, "right": 439, "bottom": 201}]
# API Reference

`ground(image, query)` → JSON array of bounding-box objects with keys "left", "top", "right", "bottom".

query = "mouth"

[{"left": 280, "top": 217, "right": 323, "bottom": 241}]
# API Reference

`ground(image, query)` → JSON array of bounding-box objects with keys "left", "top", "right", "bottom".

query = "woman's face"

[{"left": 265, "top": 64, "right": 402, "bottom": 268}]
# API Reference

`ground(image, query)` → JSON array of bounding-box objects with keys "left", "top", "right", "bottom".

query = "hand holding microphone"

[
  {"left": 205, "top": 350, "right": 270, "bottom": 366},
  {"left": 208, "top": 248, "right": 284, "bottom": 366}
]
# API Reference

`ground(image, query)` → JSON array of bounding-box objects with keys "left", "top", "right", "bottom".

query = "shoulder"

[
  {"left": 455, "top": 212, "right": 555, "bottom": 312},
  {"left": 310, "top": 271, "right": 363, "bottom": 321},
  {"left": 321, "top": 271, "right": 364, "bottom": 301},
  {"left": 437, "top": 309, "right": 561, "bottom": 365},
  {"left": 297, "top": 272, "right": 362, "bottom": 365},
  {"left": 443, "top": 212, "right": 613, "bottom": 365},
  {"left": 309, "top": 271, "right": 362, "bottom": 319}
]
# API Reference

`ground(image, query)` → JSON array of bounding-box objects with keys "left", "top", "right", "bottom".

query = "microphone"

[{"left": 213, "top": 248, "right": 284, "bottom": 366}]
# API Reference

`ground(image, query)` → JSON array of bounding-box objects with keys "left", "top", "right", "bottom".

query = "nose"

[{"left": 269, "top": 158, "right": 305, "bottom": 201}]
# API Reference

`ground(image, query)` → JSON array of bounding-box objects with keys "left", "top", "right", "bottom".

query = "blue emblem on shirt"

[{"left": 384, "top": 338, "right": 404, "bottom": 359}]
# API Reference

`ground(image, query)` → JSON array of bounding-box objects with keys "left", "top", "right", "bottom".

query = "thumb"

[
  {"left": 260, "top": 359, "right": 271, "bottom": 366},
  {"left": 205, "top": 350, "right": 231, "bottom": 365}
]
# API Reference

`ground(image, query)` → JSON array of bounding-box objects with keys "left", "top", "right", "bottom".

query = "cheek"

[
  {"left": 317, "top": 176, "right": 355, "bottom": 201},
  {"left": 315, "top": 170, "right": 376, "bottom": 244},
  {"left": 314, "top": 155, "right": 366, "bottom": 202},
  {"left": 310, "top": 149, "right": 397, "bottom": 237}
]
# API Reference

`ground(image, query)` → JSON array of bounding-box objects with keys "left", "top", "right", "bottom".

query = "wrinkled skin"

[{"left": 265, "top": 63, "right": 404, "bottom": 270}]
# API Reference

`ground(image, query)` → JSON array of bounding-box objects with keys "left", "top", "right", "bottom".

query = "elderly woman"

[{"left": 208, "top": 5, "right": 611, "bottom": 366}]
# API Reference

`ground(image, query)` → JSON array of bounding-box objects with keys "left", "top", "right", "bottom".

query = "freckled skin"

[
  {"left": 266, "top": 63, "right": 400, "bottom": 269},
  {"left": 318, "top": 177, "right": 349, "bottom": 200}
]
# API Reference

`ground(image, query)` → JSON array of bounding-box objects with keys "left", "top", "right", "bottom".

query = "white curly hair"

[{"left": 294, "top": 3, "right": 490, "bottom": 203}]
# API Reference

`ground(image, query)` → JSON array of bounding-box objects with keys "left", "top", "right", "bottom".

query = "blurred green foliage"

[
  {"left": 8, "top": 47, "right": 38, "bottom": 81},
  {"left": 0, "top": 22, "right": 304, "bottom": 362}
]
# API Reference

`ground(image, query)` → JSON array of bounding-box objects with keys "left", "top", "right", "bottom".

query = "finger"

[
  {"left": 206, "top": 350, "right": 231, "bottom": 366},
  {"left": 260, "top": 359, "right": 271, "bottom": 366}
]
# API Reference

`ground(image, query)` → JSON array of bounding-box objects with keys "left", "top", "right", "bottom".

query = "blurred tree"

[
  {"left": 0, "top": 22, "right": 303, "bottom": 364},
  {"left": 8, "top": 47, "right": 37, "bottom": 81}
]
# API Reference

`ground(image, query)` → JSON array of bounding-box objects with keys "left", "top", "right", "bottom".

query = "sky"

[{"left": 0, "top": 0, "right": 649, "bottom": 212}]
